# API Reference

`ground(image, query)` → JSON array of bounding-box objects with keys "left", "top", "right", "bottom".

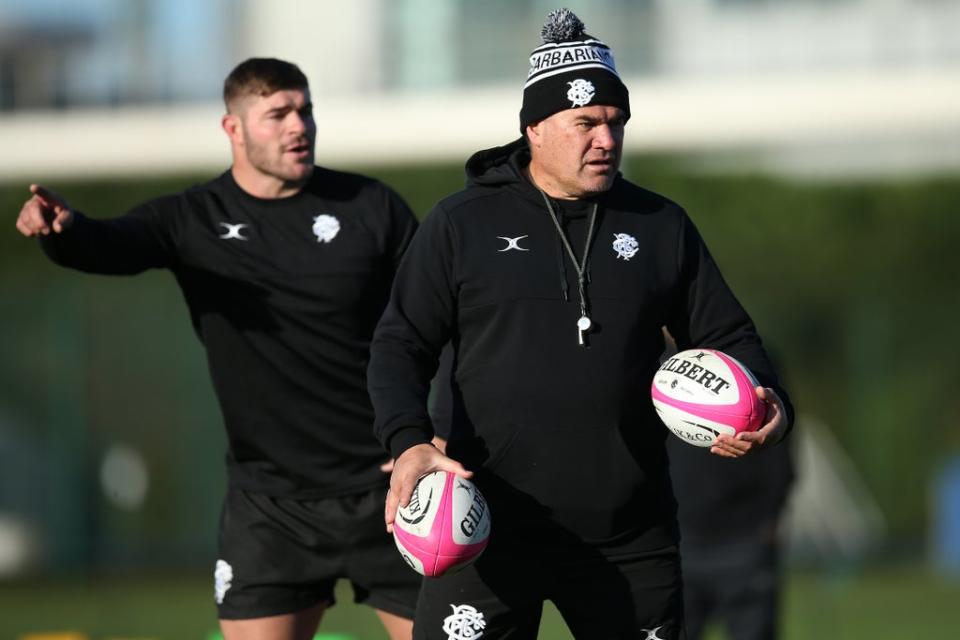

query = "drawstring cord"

[
  {"left": 557, "top": 230, "right": 569, "bottom": 301},
  {"left": 538, "top": 190, "right": 598, "bottom": 322}
]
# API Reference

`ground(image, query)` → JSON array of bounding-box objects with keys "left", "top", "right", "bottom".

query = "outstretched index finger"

[{"left": 30, "top": 184, "right": 69, "bottom": 213}]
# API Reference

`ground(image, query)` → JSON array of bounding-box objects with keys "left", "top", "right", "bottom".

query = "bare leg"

[
  {"left": 220, "top": 601, "right": 327, "bottom": 640},
  {"left": 376, "top": 608, "right": 414, "bottom": 640}
]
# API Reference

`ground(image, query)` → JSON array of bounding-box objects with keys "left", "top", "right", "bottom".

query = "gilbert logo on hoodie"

[
  {"left": 497, "top": 235, "right": 529, "bottom": 252},
  {"left": 218, "top": 222, "right": 250, "bottom": 241}
]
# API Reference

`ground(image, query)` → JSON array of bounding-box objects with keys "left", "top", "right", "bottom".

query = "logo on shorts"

[
  {"left": 643, "top": 626, "right": 666, "bottom": 640},
  {"left": 214, "top": 559, "right": 234, "bottom": 604},
  {"left": 567, "top": 79, "right": 595, "bottom": 107},
  {"left": 612, "top": 233, "right": 639, "bottom": 260},
  {"left": 442, "top": 603, "right": 486, "bottom": 639},
  {"left": 312, "top": 214, "right": 340, "bottom": 243}
]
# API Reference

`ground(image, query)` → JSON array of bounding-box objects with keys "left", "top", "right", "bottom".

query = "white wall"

[
  {"left": 654, "top": 0, "right": 960, "bottom": 75},
  {"left": 236, "top": 0, "right": 384, "bottom": 95},
  {"left": 2, "top": 66, "right": 959, "bottom": 181},
  {"left": 3, "top": 0, "right": 960, "bottom": 181}
]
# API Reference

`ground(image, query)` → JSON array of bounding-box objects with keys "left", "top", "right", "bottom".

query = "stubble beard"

[
  {"left": 245, "top": 135, "right": 314, "bottom": 185},
  {"left": 577, "top": 170, "right": 617, "bottom": 197}
]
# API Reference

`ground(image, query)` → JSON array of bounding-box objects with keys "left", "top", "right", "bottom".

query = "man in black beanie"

[
  {"left": 369, "top": 8, "right": 794, "bottom": 639},
  {"left": 519, "top": 9, "right": 630, "bottom": 133}
]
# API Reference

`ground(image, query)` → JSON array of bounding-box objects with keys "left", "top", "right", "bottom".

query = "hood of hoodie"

[
  {"left": 464, "top": 136, "right": 623, "bottom": 209},
  {"left": 464, "top": 137, "right": 530, "bottom": 189}
]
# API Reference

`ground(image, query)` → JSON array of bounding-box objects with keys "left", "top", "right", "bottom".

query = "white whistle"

[{"left": 577, "top": 315, "right": 592, "bottom": 346}]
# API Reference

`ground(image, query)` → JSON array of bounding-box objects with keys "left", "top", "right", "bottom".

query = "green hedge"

[{"left": 2, "top": 159, "right": 958, "bottom": 566}]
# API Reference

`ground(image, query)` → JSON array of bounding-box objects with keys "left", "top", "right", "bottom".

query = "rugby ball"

[
  {"left": 393, "top": 471, "right": 490, "bottom": 577},
  {"left": 651, "top": 349, "right": 765, "bottom": 447}
]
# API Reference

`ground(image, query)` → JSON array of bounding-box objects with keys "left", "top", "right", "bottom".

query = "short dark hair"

[{"left": 223, "top": 58, "right": 309, "bottom": 111}]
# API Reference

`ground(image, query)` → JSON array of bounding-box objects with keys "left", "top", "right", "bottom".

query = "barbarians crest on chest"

[
  {"left": 312, "top": 214, "right": 341, "bottom": 243},
  {"left": 612, "top": 232, "right": 639, "bottom": 260}
]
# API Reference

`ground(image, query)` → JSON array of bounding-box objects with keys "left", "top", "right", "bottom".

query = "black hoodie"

[
  {"left": 40, "top": 168, "right": 418, "bottom": 498},
  {"left": 369, "top": 139, "right": 793, "bottom": 548}
]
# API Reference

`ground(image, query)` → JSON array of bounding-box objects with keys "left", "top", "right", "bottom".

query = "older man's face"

[{"left": 526, "top": 105, "right": 626, "bottom": 199}]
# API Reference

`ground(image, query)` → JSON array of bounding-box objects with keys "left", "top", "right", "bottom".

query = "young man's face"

[
  {"left": 233, "top": 88, "right": 316, "bottom": 185},
  {"left": 526, "top": 105, "right": 626, "bottom": 199}
]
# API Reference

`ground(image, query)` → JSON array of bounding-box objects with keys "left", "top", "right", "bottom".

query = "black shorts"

[
  {"left": 412, "top": 530, "right": 686, "bottom": 640},
  {"left": 215, "top": 483, "right": 420, "bottom": 620}
]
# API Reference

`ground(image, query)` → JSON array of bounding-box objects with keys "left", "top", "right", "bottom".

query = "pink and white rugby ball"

[
  {"left": 651, "top": 349, "right": 765, "bottom": 447},
  {"left": 393, "top": 471, "right": 490, "bottom": 577}
]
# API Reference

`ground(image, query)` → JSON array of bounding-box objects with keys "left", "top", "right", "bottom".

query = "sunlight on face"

[
  {"left": 527, "top": 105, "right": 626, "bottom": 199},
  {"left": 236, "top": 88, "right": 317, "bottom": 185}
]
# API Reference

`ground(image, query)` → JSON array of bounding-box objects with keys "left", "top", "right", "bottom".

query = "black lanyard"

[{"left": 538, "top": 190, "right": 598, "bottom": 346}]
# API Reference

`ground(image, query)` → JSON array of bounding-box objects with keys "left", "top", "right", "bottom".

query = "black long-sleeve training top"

[
  {"left": 369, "top": 138, "right": 793, "bottom": 549},
  {"left": 40, "top": 168, "right": 418, "bottom": 498}
]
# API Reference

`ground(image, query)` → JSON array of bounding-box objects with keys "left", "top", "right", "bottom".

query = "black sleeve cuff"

[{"left": 387, "top": 426, "right": 434, "bottom": 460}]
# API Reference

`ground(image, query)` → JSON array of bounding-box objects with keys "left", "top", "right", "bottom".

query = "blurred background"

[{"left": 1, "top": 0, "right": 959, "bottom": 638}]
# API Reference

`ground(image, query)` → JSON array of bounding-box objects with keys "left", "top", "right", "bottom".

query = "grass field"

[{"left": 1, "top": 565, "right": 958, "bottom": 639}]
